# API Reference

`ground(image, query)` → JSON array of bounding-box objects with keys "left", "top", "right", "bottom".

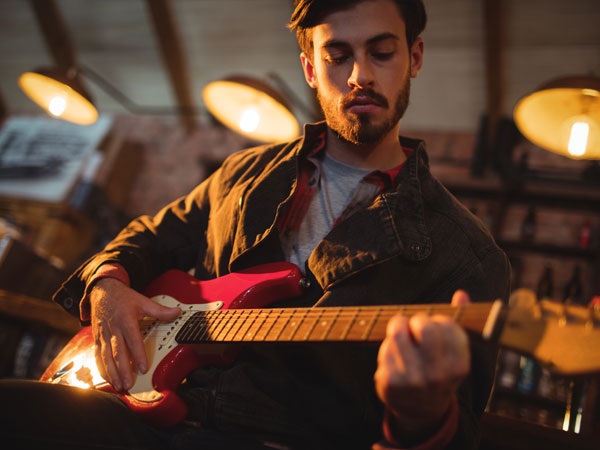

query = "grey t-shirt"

[{"left": 282, "top": 152, "right": 371, "bottom": 271}]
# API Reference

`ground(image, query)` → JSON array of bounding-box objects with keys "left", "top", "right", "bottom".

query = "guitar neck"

[{"left": 175, "top": 302, "right": 504, "bottom": 344}]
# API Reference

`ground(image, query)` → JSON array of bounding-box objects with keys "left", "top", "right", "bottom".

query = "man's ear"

[
  {"left": 300, "top": 52, "right": 318, "bottom": 89},
  {"left": 409, "top": 37, "right": 424, "bottom": 78}
]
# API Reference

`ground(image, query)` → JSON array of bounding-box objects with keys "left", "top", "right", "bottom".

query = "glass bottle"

[
  {"left": 563, "top": 265, "right": 584, "bottom": 305},
  {"left": 521, "top": 206, "right": 536, "bottom": 242},
  {"left": 536, "top": 265, "right": 554, "bottom": 300}
]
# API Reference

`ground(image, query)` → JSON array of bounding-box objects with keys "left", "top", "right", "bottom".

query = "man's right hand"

[{"left": 89, "top": 278, "right": 181, "bottom": 392}]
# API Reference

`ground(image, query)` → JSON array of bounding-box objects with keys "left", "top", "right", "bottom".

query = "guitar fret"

[
  {"left": 323, "top": 309, "right": 350, "bottom": 341},
  {"left": 340, "top": 308, "right": 360, "bottom": 341},
  {"left": 195, "top": 311, "right": 219, "bottom": 341},
  {"left": 216, "top": 309, "right": 241, "bottom": 342},
  {"left": 292, "top": 309, "right": 313, "bottom": 341},
  {"left": 271, "top": 310, "right": 293, "bottom": 341},
  {"left": 302, "top": 309, "right": 323, "bottom": 341},
  {"left": 228, "top": 310, "right": 252, "bottom": 341},
  {"left": 369, "top": 310, "right": 396, "bottom": 340},
  {"left": 190, "top": 311, "right": 209, "bottom": 341},
  {"left": 281, "top": 309, "right": 305, "bottom": 341},
  {"left": 346, "top": 310, "right": 376, "bottom": 341},
  {"left": 209, "top": 311, "right": 232, "bottom": 341},
  {"left": 362, "top": 308, "right": 381, "bottom": 341},
  {"left": 206, "top": 310, "right": 229, "bottom": 341},
  {"left": 260, "top": 309, "right": 282, "bottom": 341},
  {"left": 315, "top": 309, "right": 338, "bottom": 340},
  {"left": 244, "top": 311, "right": 269, "bottom": 341},
  {"left": 232, "top": 310, "right": 258, "bottom": 342},
  {"left": 190, "top": 312, "right": 212, "bottom": 342}
]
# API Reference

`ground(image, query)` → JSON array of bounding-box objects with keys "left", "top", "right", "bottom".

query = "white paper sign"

[{"left": 0, "top": 116, "right": 113, "bottom": 203}]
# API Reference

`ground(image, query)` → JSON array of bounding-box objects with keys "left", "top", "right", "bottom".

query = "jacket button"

[
  {"left": 63, "top": 297, "right": 74, "bottom": 309},
  {"left": 299, "top": 277, "right": 311, "bottom": 290},
  {"left": 410, "top": 243, "right": 421, "bottom": 253}
]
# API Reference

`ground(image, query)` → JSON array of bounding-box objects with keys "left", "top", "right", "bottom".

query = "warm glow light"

[
  {"left": 574, "top": 408, "right": 582, "bottom": 434},
  {"left": 239, "top": 107, "right": 260, "bottom": 132},
  {"left": 203, "top": 78, "right": 299, "bottom": 143},
  {"left": 568, "top": 122, "right": 589, "bottom": 156},
  {"left": 48, "top": 96, "right": 67, "bottom": 116},
  {"left": 51, "top": 351, "right": 104, "bottom": 389},
  {"left": 513, "top": 76, "right": 600, "bottom": 159},
  {"left": 18, "top": 71, "right": 98, "bottom": 125},
  {"left": 563, "top": 407, "right": 571, "bottom": 432}
]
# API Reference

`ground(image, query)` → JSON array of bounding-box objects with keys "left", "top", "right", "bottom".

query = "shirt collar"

[{"left": 301, "top": 122, "right": 415, "bottom": 191}]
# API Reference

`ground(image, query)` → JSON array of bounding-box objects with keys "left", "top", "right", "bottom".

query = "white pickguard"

[{"left": 128, "top": 295, "right": 223, "bottom": 403}]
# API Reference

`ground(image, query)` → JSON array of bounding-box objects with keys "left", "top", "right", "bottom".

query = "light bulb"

[
  {"left": 567, "top": 121, "right": 589, "bottom": 157},
  {"left": 239, "top": 107, "right": 260, "bottom": 132},
  {"left": 48, "top": 96, "right": 67, "bottom": 117}
]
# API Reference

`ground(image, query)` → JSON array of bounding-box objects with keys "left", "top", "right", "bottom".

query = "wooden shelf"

[
  {"left": 0, "top": 290, "right": 80, "bottom": 335},
  {"left": 437, "top": 170, "right": 600, "bottom": 212},
  {"left": 496, "top": 240, "right": 598, "bottom": 260},
  {"left": 480, "top": 412, "right": 598, "bottom": 450},
  {"left": 492, "top": 386, "right": 567, "bottom": 410}
]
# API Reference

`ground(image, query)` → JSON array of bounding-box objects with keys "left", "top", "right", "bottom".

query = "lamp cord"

[{"left": 77, "top": 62, "right": 198, "bottom": 116}]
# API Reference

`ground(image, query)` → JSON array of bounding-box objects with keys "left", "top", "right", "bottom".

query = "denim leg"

[
  {"left": 0, "top": 379, "right": 295, "bottom": 450},
  {"left": 168, "top": 427, "right": 290, "bottom": 450},
  {"left": 0, "top": 379, "right": 168, "bottom": 450}
]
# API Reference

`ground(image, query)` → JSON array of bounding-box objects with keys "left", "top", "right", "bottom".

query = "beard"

[{"left": 317, "top": 73, "right": 411, "bottom": 145}]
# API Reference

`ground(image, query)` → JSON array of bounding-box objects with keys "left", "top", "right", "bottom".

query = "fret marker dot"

[
  {"left": 321, "top": 321, "right": 327, "bottom": 327},
  {"left": 291, "top": 322, "right": 296, "bottom": 327},
  {"left": 359, "top": 320, "right": 366, "bottom": 326}
]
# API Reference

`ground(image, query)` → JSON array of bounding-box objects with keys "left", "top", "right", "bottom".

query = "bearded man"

[{"left": 0, "top": 1, "right": 510, "bottom": 449}]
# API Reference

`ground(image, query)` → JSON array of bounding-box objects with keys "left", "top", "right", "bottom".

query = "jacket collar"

[
  {"left": 306, "top": 133, "right": 432, "bottom": 289},
  {"left": 231, "top": 122, "right": 433, "bottom": 287}
]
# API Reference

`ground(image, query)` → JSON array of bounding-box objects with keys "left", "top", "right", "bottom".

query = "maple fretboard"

[{"left": 175, "top": 303, "right": 502, "bottom": 344}]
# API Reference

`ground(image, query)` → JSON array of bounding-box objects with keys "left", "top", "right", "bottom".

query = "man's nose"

[{"left": 348, "top": 57, "right": 375, "bottom": 89}]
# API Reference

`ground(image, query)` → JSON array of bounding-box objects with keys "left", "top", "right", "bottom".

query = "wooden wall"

[{"left": 0, "top": 0, "right": 598, "bottom": 132}]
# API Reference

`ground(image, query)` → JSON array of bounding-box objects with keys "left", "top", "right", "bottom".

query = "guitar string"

[
  {"left": 147, "top": 304, "right": 496, "bottom": 337},
  {"left": 146, "top": 304, "right": 496, "bottom": 343}
]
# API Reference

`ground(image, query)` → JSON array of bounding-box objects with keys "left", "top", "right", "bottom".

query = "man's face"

[{"left": 301, "top": 0, "right": 423, "bottom": 144}]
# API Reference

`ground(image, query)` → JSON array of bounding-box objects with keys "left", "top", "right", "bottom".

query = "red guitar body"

[{"left": 40, "top": 262, "right": 303, "bottom": 427}]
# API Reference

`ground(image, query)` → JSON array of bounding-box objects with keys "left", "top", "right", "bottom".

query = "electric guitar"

[{"left": 41, "top": 262, "right": 600, "bottom": 427}]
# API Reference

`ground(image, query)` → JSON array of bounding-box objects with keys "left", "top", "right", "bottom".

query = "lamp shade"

[
  {"left": 203, "top": 76, "right": 299, "bottom": 143},
  {"left": 514, "top": 75, "right": 600, "bottom": 160},
  {"left": 18, "top": 67, "right": 98, "bottom": 125}
]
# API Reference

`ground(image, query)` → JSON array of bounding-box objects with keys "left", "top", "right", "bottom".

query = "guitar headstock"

[{"left": 499, "top": 288, "right": 600, "bottom": 376}]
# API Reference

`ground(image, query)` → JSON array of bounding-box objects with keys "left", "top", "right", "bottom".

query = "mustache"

[{"left": 343, "top": 89, "right": 389, "bottom": 109}]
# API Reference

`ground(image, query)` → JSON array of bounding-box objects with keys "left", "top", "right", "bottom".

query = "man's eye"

[
  {"left": 325, "top": 55, "right": 348, "bottom": 65},
  {"left": 372, "top": 52, "right": 394, "bottom": 61}
]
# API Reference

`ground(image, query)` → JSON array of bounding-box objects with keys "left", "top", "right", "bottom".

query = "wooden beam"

[
  {"left": 0, "top": 88, "right": 7, "bottom": 125},
  {"left": 28, "top": 0, "right": 90, "bottom": 112},
  {"left": 29, "top": 0, "right": 77, "bottom": 72},
  {"left": 145, "top": 0, "right": 196, "bottom": 132},
  {"left": 483, "top": 0, "right": 505, "bottom": 153}
]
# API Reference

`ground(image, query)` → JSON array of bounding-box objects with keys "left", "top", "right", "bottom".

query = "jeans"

[{"left": 0, "top": 379, "right": 291, "bottom": 450}]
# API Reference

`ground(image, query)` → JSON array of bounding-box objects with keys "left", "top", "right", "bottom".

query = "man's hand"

[
  {"left": 90, "top": 278, "right": 181, "bottom": 392},
  {"left": 374, "top": 290, "right": 471, "bottom": 443}
]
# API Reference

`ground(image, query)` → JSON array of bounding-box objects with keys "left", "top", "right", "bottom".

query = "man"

[{"left": 0, "top": 1, "right": 510, "bottom": 449}]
